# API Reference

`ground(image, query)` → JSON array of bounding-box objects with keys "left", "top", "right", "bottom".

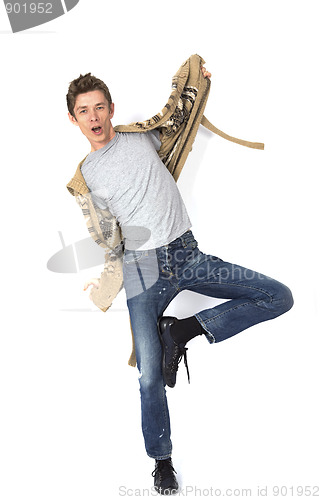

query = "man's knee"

[
  {"left": 273, "top": 282, "right": 294, "bottom": 316},
  {"left": 137, "top": 362, "right": 164, "bottom": 393},
  {"left": 256, "top": 280, "right": 293, "bottom": 318}
]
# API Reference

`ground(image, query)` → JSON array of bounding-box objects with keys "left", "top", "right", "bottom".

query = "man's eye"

[
  {"left": 80, "top": 110, "right": 86, "bottom": 114},
  {"left": 97, "top": 106, "right": 104, "bottom": 110}
]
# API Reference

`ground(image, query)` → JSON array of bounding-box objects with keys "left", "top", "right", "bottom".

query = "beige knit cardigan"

[{"left": 66, "top": 54, "right": 264, "bottom": 367}]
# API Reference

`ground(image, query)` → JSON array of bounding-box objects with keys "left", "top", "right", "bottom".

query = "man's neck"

[{"left": 90, "top": 129, "right": 116, "bottom": 152}]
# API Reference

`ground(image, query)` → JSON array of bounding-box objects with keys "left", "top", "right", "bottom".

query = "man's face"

[{"left": 68, "top": 90, "right": 115, "bottom": 151}]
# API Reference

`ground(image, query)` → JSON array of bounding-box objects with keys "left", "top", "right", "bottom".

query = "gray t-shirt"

[{"left": 81, "top": 131, "right": 192, "bottom": 250}]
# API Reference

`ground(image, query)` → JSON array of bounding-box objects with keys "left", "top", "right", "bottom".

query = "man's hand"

[
  {"left": 201, "top": 66, "right": 212, "bottom": 79},
  {"left": 83, "top": 278, "right": 100, "bottom": 300}
]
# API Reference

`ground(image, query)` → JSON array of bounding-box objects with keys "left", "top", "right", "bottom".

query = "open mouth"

[{"left": 92, "top": 126, "right": 102, "bottom": 135}]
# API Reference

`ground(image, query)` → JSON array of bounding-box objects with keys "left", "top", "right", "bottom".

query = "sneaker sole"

[{"left": 157, "top": 316, "right": 176, "bottom": 389}]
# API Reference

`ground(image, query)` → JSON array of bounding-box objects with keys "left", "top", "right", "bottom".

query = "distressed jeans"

[{"left": 122, "top": 230, "right": 293, "bottom": 459}]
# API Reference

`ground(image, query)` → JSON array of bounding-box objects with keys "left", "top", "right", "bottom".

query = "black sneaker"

[
  {"left": 152, "top": 457, "right": 179, "bottom": 495},
  {"left": 157, "top": 316, "right": 190, "bottom": 388}
]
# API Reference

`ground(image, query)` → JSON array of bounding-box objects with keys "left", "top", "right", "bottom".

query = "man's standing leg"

[{"left": 123, "top": 248, "right": 179, "bottom": 494}]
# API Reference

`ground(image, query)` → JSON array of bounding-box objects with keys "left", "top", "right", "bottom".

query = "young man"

[{"left": 66, "top": 61, "right": 293, "bottom": 495}]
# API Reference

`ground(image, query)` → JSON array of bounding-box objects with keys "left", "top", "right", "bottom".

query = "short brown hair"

[{"left": 66, "top": 73, "right": 112, "bottom": 118}]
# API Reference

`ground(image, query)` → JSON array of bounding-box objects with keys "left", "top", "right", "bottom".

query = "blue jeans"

[{"left": 122, "top": 230, "right": 293, "bottom": 459}]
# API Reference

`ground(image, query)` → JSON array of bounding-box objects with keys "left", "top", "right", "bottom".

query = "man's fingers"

[
  {"left": 201, "top": 66, "right": 212, "bottom": 79},
  {"left": 83, "top": 279, "right": 100, "bottom": 291}
]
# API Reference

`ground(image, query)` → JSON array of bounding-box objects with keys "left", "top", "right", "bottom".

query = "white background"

[{"left": 0, "top": 1, "right": 320, "bottom": 498}]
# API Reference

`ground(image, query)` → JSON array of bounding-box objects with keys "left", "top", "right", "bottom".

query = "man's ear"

[
  {"left": 109, "top": 103, "right": 115, "bottom": 119},
  {"left": 68, "top": 112, "right": 79, "bottom": 126}
]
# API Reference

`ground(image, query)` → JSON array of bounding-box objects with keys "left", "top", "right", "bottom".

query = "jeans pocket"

[{"left": 183, "top": 237, "right": 198, "bottom": 250}]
